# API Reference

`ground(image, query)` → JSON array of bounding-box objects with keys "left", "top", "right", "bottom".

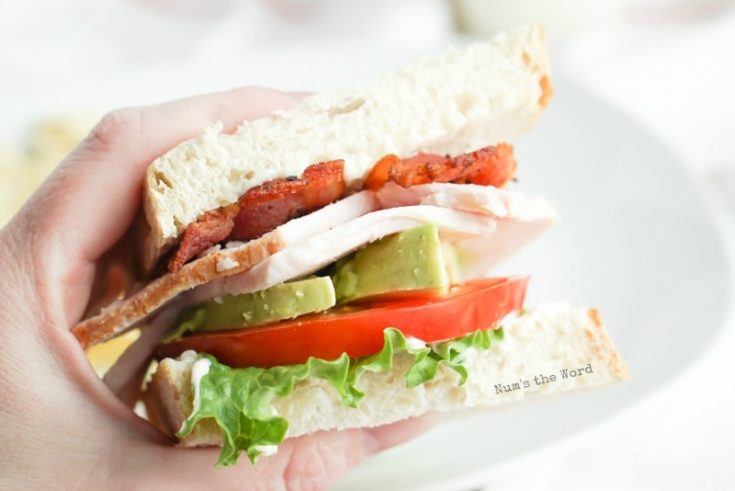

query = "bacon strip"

[
  {"left": 167, "top": 161, "right": 345, "bottom": 273},
  {"left": 231, "top": 160, "right": 345, "bottom": 241},
  {"left": 363, "top": 143, "right": 516, "bottom": 190},
  {"left": 167, "top": 205, "right": 239, "bottom": 273}
]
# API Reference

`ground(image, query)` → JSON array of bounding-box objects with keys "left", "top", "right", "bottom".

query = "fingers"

[
  {"left": 361, "top": 414, "right": 435, "bottom": 453},
  {"left": 102, "top": 309, "right": 176, "bottom": 407},
  {"left": 122, "top": 416, "right": 432, "bottom": 491},
  {"left": 8, "top": 87, "right": 303, "bottom": 325},
  {"left": 115, "top": 430, "right": 365, "bottom": 491}
]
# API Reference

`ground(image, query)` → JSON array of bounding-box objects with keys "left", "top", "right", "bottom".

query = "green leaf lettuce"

[{"left": 177, "top": 327, "right": 504, "bottom": 467}]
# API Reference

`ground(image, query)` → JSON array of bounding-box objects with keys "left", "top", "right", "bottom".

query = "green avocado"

[
  {"left": 333, "top": 224, "right": 450, "bottom": 304},
  {"left": 163, "top": 276, "right": 336, "bottom": 342}
]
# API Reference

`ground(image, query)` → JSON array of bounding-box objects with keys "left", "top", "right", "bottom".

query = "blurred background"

[{"left": 2, "top": 1, "right": 734, "bottom": 489}]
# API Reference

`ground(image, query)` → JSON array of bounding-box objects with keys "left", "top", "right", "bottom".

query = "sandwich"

[{"left": 72, "top": 24, "right": 629, "bottom": 467}]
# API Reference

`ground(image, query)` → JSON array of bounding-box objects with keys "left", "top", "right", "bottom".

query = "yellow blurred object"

[
  {"left": 85, "top": 328, "right": 141, "bottom": 378},
  {"left": 0, "top": 116, "right": 96, "bottom": 226},
  {"left": 26, "top": 117, "right": 95, "bottom": 167},
  {"left": 0, "top": 148, "right": 32, "bottom": 225}
]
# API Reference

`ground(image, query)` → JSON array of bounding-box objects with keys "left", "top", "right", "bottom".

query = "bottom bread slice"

[{"left": 144, "top": 302, "right": 629, "bottom": 447}]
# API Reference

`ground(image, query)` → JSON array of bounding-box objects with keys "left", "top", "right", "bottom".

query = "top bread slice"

[{"left": 142, "top": 24, "right": 551, "bottom": 271}]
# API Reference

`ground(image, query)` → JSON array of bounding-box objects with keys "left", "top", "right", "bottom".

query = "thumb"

[{"left": 116, "top": 417, "right": 431, "bottom": 491}]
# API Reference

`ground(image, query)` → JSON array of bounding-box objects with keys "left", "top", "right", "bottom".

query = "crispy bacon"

[
  {"left": 363, "top": 143, "right": 516, "bottom": 190},
  {"left": 166, "top": 160, "right": 346, "bottom": 273},
  {"left": 231, "top": 160, "right": 345, "bottom": 241},
  {"left": 451, "top": 143, "right": 517, "bottom": 186},
  {"left": 363, "top": 154, "right": 400, "bottom": 191},
  {"left": 167, "top": 204, "right": 239, "bottom": 273}
]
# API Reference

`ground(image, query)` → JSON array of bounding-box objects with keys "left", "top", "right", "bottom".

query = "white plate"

[{"left": 332, "top": 77, "right": 734, "bottom": 490}]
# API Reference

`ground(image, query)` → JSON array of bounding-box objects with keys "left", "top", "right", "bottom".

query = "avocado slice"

[
  {"left": 333, "top": 224, "right": 450, "bottom": 304},
  {"left": 163, "top": 276, "right": 336, "bottom": 341}
]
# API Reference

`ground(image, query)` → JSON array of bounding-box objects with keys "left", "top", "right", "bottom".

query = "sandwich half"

[{"left": 72, "top": 24, "right": 628, "bottom": 467}]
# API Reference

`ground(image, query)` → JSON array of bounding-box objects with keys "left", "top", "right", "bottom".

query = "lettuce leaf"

[{"left": 177, "top": 327, "right": 504, "bottom": 467}]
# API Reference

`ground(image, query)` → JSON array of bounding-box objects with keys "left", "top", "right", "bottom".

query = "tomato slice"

[{"left": 157, "top": 276, "right": 529, "bottom": 368}]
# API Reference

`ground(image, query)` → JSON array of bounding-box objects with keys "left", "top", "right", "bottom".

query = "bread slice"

[
  {"left": 144, "top": 303, "right": 628, "bottom": 447},
  {"left": 142, "top": 24, "right": 551, "bottom": 271}
]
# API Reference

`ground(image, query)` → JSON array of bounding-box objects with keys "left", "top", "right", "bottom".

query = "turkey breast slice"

[{"left": 186, "top": 183, "right": 556, "bottom": 304}]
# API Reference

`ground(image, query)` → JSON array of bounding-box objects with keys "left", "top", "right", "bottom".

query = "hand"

[{"left": 0, "top": 88, "right": 428, "bottom": 490}]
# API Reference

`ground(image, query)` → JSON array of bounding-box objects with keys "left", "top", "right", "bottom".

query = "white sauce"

[
  {"left": 190, "top": 357, "right": 212, "bottom": 414},
  {"left": 178, "top": 355, "right": 212, "bottom": 434},
  {"left": 216, "top": 257, "right": 240, "bottom": 272},
  {"left": 406, "top": 336, "right": 427, "bottom": 350},
  {"left": 255, "top": 445, "right": 279, "bottom": 457}
]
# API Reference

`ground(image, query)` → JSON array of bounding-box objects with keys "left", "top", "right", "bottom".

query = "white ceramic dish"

[{"left": 331, "top": 77, "right": 734, "bottom": 490}]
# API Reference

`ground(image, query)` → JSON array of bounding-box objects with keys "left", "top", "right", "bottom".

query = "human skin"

[{"left": 0, "top": 88, "right": 428, "bottom": 490}]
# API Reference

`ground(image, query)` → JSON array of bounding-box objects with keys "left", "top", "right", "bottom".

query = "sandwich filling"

[
  {"left": 158, "top": 225, "right": 528, "bottom": 366},
  {"left": 158, "top": 224, "right": 525, "bottom": 466},
  {"left": 165, "top": 144, "right": 516, "bottom": 273},
  {"left": 147, "top": 150, "right": 553, "bottom": 467}
]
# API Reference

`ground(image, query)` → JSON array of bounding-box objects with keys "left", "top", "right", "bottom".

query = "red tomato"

[{"left": 158, "top": 276, "right": 528, "bottom": 368}]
